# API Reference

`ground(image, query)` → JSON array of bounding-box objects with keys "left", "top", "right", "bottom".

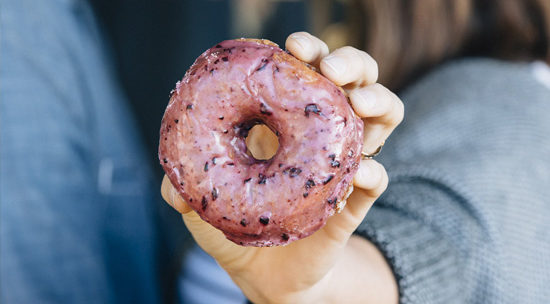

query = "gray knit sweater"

[{"left": 355, "top": 59, "right": 550, "bottom": 303}]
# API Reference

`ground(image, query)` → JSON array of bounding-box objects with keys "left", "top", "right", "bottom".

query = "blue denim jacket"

[{"left": 1, "top": 0, "right": 160, "bottom": 302}]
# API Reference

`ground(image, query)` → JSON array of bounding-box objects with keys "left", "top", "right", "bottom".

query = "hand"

[{"left": 161, "top": 32, "right": 403, "bottom": 303}]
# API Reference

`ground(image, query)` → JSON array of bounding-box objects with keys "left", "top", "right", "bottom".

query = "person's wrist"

[
  {"left": 323, "top": 236, "right": 399, "bottom": 304},
  {"left": 233, "top": 268, "right": 334, "bottom": 304}
]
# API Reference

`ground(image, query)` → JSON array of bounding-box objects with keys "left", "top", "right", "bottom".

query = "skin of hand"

[{"left": 161, "top": 32, "right": 403, "bottom": 304}]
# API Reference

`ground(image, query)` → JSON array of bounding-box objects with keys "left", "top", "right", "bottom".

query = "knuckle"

[
  {"left": 359, "top": 52, "right": 378, "bottom": 84},
  {"left": 369, "top": 164, "right": 388, "bottom": 197},
  {"left": 395, "top": 102, "right": 405, "bottom": 124},
  {"left": 339, "top": 45, "right": 359, "bottom": 53},
  {"left": 381, "top": 91, "right": 404, "bottom": 125},
  {"left": 390, "top": 96, "right": 405, "bottom": 125}
]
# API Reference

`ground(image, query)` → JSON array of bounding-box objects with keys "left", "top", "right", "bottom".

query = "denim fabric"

[
  {"left": 179, "top": 245, "right": 246, "bottom": 304},
  {"left": 1, "top": 0, "right": 160, "bottom": 302}
]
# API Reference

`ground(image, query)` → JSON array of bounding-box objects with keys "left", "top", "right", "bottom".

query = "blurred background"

[{"left": 90, "top": 0, "right": 347, "bottom": 177}]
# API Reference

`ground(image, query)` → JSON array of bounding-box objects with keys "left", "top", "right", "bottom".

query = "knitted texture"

[{"left": 355, "top": 59, "right": 550, "bottom": 304}]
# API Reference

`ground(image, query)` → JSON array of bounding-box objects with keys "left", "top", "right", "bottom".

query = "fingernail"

[
  {"left": 290, "top": 34, "right": 310, "bottom": 50},
  {"left": 353, "top": 88, "right": 377, "bottom": 112},
  {"left": 322, "top": 55, "right": 346, "bottom": 77}
]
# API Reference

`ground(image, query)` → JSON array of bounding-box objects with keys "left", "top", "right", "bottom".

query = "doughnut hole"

[{"left": 245, "top": 124, "right": 279, "bottom": 160}]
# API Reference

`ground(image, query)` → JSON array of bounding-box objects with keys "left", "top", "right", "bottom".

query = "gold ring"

[{"left": 361, "top": 141, "right": 384, "bottom": 159}]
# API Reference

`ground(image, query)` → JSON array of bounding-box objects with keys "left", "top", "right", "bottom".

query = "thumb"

[
  {"left": 161, "top": 175, "right": 192, "bottom": 214},
  {"left": 161, "top": 176, "right": 251, "bottom": 268}
]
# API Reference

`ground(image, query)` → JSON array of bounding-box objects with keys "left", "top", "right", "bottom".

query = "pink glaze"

[{"left": 159, "top": 39, "right": 363, "bottom": 246}]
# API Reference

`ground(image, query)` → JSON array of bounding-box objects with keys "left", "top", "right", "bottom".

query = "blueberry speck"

[
  {"left": 214, "top": 59, "right": 220, "bottom": 64},
  {"left": 223, "top": 47, "right": 235, "bottom": 54},
  {"left": 223, "top": 129, "right": 229, "bottom": 134},
  {"left": 180, "top": 182, "right": 184, "bottom": 186},
  {"left": 211, "top": 188, "right": 218, "bottom": 200},
  {"left": 304, "top": 104, "right": 321, "bottom": 117},
  {"left": 240, "top": 219, "right": 248, "bottom": 227},
  {"left": 169, "top": 89, "right": 176, "bottom": 98},
  {"left": 303, "top": 192, "right": 309, "bottom": 198},
  {"left": 256, "top": 58, "right": 268, "bottom": 71},
  {"left": 279, "top": 163, "right": 283, "bottom": 168},
  {"left": 227, "top": 162, "right": 235, "bottom": 166},
  {"left": 222, "top": 57, "right": 229, "bottom": 62},
  {"left": 244, "top": 178, "right": 252, "bottom": 184},
  {"left": 348, "top": 150, "right": 354, "bottom": 157},
  {"left": 186, "top": 104, "right": 193, "bottom": 110},
  {"left": 222, "top": 216, "right": 229, "bottom": 220},
  {"left": 327, "top": 197, "right": 337, "bottom": 206},
  {"left": 283, "top": 167, "right": 302, "bottom": 177},
  {"left": 305, "top": 179, "right": 315, "bottom": 189},
  {"left": 204, "top": 162, "right": 209, "bottom": 172},
  {"left": 323, "top": 175, "right": 335, "bottom": 185},
  {"left": 218, "top": 116, "right": 224, "bottom": 120},
  {"left": 201, "top": 196, "right": 208, "bottom": 211},
  {"left": 328, "top": 154, "right": 336, "bottom": 160},
  {"left": 258, "top": 174, "right": 267, "bottom": 184},
  {"left": 282, "top": 233, "right": 289, "bottom": 241},
  {"left": 163, "top": 158, "right": 168, "bottom": 164},
  {"left": 259, "top": 216, "right": 269, "bottom": 225},
  {"left": 174, "top": 119, "right": 179, "bottom": 123},
  {"left": 212, "top": 157, "right": 217, "bottom": 165},
  {"left": 289, "top": 168, "right": 302, "bottom": 177},
  {"left": 331, "top": 160, "right": 340, "bottom": 168}
]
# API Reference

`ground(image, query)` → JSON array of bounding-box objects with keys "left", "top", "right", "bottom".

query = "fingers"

[
  {"left": 349, "top": 84, "right": 403, "bottom": 123},
  {"left": 161, "top": 175, "right": 251, "bottom": 270},
  {"left": 161, "top": 175, "right": 192, "bottom": 214},
  {"left": 181, "top": 209, "right": 252, "bottom": 270},
  {"left": 353, "top": 159, "right": 388, "bottom": 200},
  {"left": 286, "top": 32, "right": 329, "bottom": 68},
  {"left": 349, "top": 84, "right": 404, "bottom": 154},
  {"left": 287, "top": 32, "right": 378, "bottom": 87},
  {"left": 318, "top": 159, "right": 388, "bottom": 242},
  {"left": 320, "top": 46, "right": 378, "bottom": 88}
]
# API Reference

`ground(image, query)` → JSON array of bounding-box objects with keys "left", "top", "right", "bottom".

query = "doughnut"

[{"left": 159, "top": 39, "right": 363, "bottom": 246}]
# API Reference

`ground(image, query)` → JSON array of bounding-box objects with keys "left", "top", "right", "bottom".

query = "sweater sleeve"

[
  {"left": 353, "top": 59, "right": 550, "bottom": 303},
  {"left": 354, "top": 169, "right": 494, "bottom": 304}
]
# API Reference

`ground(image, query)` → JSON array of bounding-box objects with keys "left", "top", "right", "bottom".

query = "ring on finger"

[{"left": 361, "top": 141, "right": 384, "bottom": 159}]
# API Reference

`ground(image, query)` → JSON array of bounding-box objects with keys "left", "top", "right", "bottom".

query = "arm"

[{"left": 322, "top": 235, "right": 398, "bottom": 304}]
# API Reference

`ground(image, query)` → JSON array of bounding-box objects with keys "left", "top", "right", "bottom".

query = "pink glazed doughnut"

[{"left": 159, "top": 39, "right": 363, "bottom": 246}]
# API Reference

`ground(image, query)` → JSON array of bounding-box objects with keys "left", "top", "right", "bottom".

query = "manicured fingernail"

[
  {"left": 322, "top": 55, "right": 346, "bottom": 77},
  {"left": 290, "top": 34, "right": 310, "bottom": 50},
  {"left": 350, "top": 88, "right": 376, "bottom": 115},
  {"left": 359, "top": 89, "right": 377, "bottom": 108}
]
